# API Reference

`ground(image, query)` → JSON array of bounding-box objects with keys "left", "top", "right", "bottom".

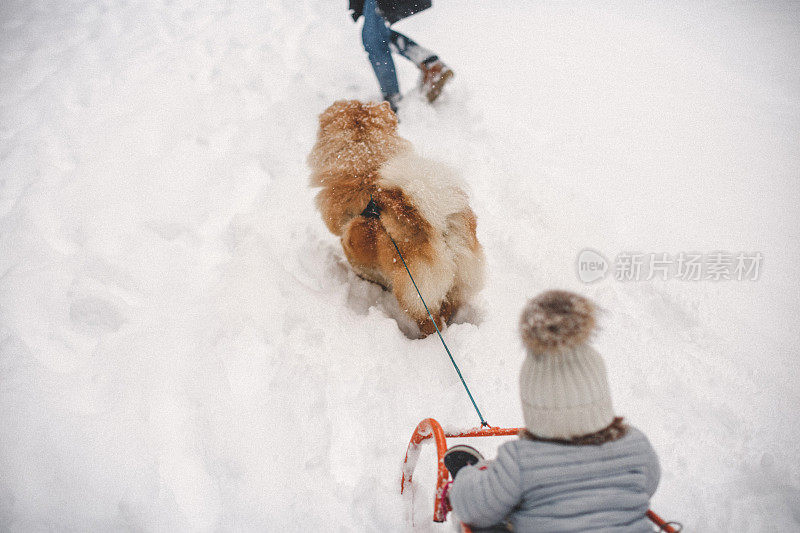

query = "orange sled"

[{"left": 400, "top": 418, "right": 679, "bottom": 533}]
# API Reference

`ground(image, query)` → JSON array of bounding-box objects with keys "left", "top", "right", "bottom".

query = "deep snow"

[{"left": 1, "top": 0, "right": 799, "bottom": 531}]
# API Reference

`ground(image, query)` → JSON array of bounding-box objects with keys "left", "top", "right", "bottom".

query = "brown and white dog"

[{"left": 308, "top": 100, "right": 484, "bottom": 335}]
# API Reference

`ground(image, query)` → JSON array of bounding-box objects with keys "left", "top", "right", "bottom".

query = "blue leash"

[{"left": 382, "top": 217, "right": 489, "bottom": 428}]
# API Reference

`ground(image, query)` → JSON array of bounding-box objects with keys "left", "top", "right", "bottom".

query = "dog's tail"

[{"left": 377, "top": 151, "right": 471, "bottom": 232}]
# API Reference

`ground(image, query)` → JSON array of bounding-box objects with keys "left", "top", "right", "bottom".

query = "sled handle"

[
  {"left": 400, "top": 418, "right": 450, "bottom": 521},
  {"left": 400, "top": 418, "right": 521, "bottom": 522},
  {"left": 646, "top": 510, "right": 680, "bottom": 533}
]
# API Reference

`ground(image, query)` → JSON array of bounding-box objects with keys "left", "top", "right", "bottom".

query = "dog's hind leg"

[
  {"left": 342, "top": 217, "right": 391, "bottom": 288},
  {"left": 438, "top": 293, "right": 457, "bottom": 325},
  {"left": 381, "top": 241, "right": 455, "bottom": 336},
  {"left": 444, "top": 208, "right": 486, "bottom": 308},
  {"left": 392, "top": 273, "right": 444, "bottom": 336}
]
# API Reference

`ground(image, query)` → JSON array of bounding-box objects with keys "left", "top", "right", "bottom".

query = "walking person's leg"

[
  {"left": 361, "top": 0, "right": 401, "bottom": 110},
  {"left": 388, "top": 31, "right": 437, "bottom": 65},
  {"left": 389, "top": 30, "right": 454, "bottom": 103}
]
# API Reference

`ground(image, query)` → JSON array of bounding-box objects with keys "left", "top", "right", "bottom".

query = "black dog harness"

[{"left": 361, "top": 196, "right": 381, "bottom": 218}]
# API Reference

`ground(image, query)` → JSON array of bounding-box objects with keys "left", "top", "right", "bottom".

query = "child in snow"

[
  {"left": 446, "top": 290, "right": 661, "bottom": 532},
  {"left": 349, "top": 0, "right": 454, "bottom": 111}
]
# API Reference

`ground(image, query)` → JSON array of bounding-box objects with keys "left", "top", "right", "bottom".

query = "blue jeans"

[{"left": 361, "top": 0, "right": 436, "bottom": 99}]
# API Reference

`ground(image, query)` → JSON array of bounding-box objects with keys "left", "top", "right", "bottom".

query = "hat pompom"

[{"left": 519, "top": 290, "right": 597, "bottom": 356}]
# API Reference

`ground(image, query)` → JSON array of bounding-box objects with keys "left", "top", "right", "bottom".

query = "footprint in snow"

[{"left": 69, "top": 297, "right": 127, "bottom": 336}]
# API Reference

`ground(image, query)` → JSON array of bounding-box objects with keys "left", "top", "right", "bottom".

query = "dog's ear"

[
  {"left": 372, "top": 101, "right": 398, "bottom": 129},
  {"left": 318, "top": 100, "right": 354, "bottom": 131}
]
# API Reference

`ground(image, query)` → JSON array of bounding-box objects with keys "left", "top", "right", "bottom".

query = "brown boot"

[{"left": 420, "top": 59, "right": 454, "bottom": 103}]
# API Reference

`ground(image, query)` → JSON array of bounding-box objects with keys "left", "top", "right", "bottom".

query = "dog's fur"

[{"left": 308, "top": 100, "right": 485, "bottom": 335}]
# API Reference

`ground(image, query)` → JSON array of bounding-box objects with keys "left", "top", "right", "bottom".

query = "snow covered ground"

[{"left": 1, "top": 0, "right": 799, "bottom": 531}]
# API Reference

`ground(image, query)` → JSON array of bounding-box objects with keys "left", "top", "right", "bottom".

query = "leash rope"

[{"left": 377, "top": 206, "right": 488, "bottom": 427}]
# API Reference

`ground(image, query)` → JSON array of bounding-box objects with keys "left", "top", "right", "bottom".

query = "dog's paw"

[{"left": 417, "top": 314, "right": 446, "bottom": 337}]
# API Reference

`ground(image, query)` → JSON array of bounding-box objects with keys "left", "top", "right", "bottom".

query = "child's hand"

[{"left": 441, "top": 480, "right": 454, "bottom": 513}]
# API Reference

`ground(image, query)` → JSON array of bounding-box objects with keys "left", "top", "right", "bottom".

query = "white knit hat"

[{"left": 518, "top": 290, "right": 614, "bottom": 440}]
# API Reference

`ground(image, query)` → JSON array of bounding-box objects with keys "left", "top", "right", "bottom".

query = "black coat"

[{"left": 349, "top": 0, "right": 432, "bottom": 24}]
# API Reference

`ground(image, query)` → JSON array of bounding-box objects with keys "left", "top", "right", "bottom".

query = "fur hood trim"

[{"left": 520, "top": 417, "right": 627, "bottom": 446}]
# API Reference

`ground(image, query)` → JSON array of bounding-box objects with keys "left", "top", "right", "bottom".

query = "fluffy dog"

[{"left": 308, "top": 100, "right": 484, "bottom": 335}]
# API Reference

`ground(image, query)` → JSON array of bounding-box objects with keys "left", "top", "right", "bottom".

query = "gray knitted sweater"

[{"left": 449, "top": 426, "right": 660, "bottom": 532}]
